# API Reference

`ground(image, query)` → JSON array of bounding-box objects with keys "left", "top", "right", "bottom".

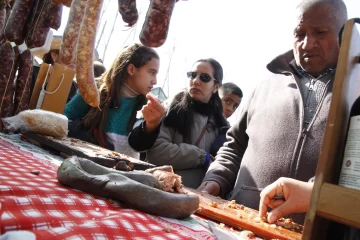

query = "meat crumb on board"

[
  {"left": 31, "top": 170, "right": 40, "bottom": 175},
  {"left": 208, "top": 201, "right": 218, "bottom": 208},
  {"left": 163, "top": 226, "right": 171, "bottom": 233}
]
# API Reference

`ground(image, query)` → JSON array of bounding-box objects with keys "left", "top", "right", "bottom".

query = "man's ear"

[{"left": 127, "top": 64, "right": 135, "bottom": 76}]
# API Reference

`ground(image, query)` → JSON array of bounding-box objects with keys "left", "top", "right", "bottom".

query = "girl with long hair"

[{"left": 64, "top": 43, "right": 160, "bottom": 158}]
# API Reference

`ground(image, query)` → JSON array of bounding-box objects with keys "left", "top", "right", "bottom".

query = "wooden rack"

[{"left": 302, "top": 19, "right": 360, "bottom": 239}]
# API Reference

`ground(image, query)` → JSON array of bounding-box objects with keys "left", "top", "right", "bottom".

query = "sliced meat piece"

[
  {"left": 152, "top": 170, "right": 182, "bottom": 193},
  {"left": 145, "top": 165, "right": 173, "bottom": 174}
]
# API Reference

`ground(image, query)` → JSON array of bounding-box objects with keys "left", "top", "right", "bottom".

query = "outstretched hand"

[
  {"left": 141, "top": 94, "right": 166, "bottom": 133},
  {"left": 259, "top": 177, "right": 313, "bottom": 223}
]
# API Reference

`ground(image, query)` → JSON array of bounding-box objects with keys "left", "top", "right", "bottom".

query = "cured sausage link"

[
  {"left": 4, "top": 0, "right": 35, "bottom": 45},
  {"left": 75, "top": 0, "right": 102, "bottom": 107},
  {"left": 118, "top": 0, "right": 138, "bottom": 27},
  {"left": 0, "top": 43, "right": 15, "bottom": 118},
  {"left": 0, "top": 0, "right": 6, "bottom": 43},
  {"left": 3, "top": 46, "right": 21, "bottom": 117},
  {"left": 140, "top": 0, "right": 176, "bottom": 48},
  {"left": 46, "top": 0, "right": 62, "bottom": 30},
  {"left": 13, "top": 50, "right": 33, "bottom": 115},
  {"left": 26, "top": 0, "right": 50, "bottom": 48},
  {"left": 59, "top": 0, "right": 87, "bottom": 66},
  {"left": 57, "top": 156, "right": 200, "bottom": 219}
]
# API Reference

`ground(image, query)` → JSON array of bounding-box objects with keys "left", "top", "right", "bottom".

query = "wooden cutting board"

[
  {"left": 185, "top": 187, "right": 303, "bottom": 240},
  {"left": 21, "top": 132, "right": 155, "bottom": 170}
]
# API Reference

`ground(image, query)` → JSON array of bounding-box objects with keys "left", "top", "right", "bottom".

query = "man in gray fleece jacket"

[{"left": 198, "top": 0, "right": 348, "bottom": 224}]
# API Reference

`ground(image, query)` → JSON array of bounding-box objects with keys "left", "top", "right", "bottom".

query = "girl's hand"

[{"left": 142, "top": 94, "right": 166, "bottom": 133}]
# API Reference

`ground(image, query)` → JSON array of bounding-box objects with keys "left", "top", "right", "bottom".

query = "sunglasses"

[{"left": 187, "top": 71, "right": 216, "bottom": 83}]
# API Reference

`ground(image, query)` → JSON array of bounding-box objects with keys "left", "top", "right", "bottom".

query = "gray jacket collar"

[
  {"left": 266, "top": 50, "right": 294, "bottom": 74},
  {"left": 266, "top": 50, "right": 336, "bottom": 78}
]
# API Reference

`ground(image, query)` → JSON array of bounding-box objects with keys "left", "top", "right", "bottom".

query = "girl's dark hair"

[
  {"left": 82, "top": 43, "right": 159, "bottom": 145},
  {"left": 164, "top": 58, "right": 228, "bottom": 143}
]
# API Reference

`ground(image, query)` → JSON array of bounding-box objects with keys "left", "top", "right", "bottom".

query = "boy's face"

[{"left": 220, "top": 91, "right": 242, "bottom": 118}]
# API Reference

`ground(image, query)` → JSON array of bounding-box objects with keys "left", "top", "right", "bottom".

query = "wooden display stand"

[{"left": 302, "top": 19, "right": 360, "bottom": 239}]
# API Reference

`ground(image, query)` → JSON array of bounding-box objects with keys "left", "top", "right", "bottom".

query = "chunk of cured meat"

[
  {"left": 145, "top": 165, "right": 173, "bottom": 174},
  {"left": 59, "top": 0, "right": 87, "bottom": 66},
  {"left": 26, "top": 0, "right": 51, "bottom": 48},
  {"left": 75, "top": 0, "right": 102, "bottom": 107},
  {"left": 152, "top": 170, "right": 183, "bottom": 193},
  {"left": 46, "top": 0, "right": 62, "bottom": 30},
  {"left": 13, "top": 50, "right": 33, "bottom": 115},
  {"left": 4, "top": 0, "right": 35, "bottom": 45},
  {"left": 0, "top": 43, "right": 15, "bottom": 118},
  {"left": 57, "top": 156, "right": 199, "bottom": 219},
  {"left": 0, "top": 0, "right": 6, "bottom": 42},
  {"left": 118, "top": 0, "right": 138, "bottom": 27},
  {"left": 139, "top": 0, "right": 175, "bottom": 48}
]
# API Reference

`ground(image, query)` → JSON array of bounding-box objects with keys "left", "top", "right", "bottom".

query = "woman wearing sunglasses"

[{"left": 129, "top": 58, "right": 228, "bottom": 188}]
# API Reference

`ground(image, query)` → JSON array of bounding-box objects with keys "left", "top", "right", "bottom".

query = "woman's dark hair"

[
  {"left": 82, "top": 43, "right": 159, "bottom": 145},
  {"left": 42, "top": 49, "right": 59, "bottom": 65},
  {"left": 163, "top": 58, "right": 228, "bottom": 143},
  {"left": 195, "top": 58, "right": 223, "bottom": 84}
]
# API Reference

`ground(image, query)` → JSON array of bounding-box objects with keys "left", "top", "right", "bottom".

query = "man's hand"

[
  {"left": 141, "top": 94, "right": 166, "bottom": 133},
  {"left": 259, "top": 177, "right": 313, "bottom": 223},
  {"left": 197, "top": 181, "right": 221, "bottom": 196}
]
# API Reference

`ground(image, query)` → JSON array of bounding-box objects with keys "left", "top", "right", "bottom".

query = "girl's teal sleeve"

[{"left": 64, "top": 93, "right": 91, "bottom": 120}]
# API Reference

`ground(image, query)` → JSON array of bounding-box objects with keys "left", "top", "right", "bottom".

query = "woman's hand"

[
  {"left": 141, "top": 94, "right": 166, "bottom": 133},
  {"left": 259, "top": 177, "right": 313, "bottom": 223}
]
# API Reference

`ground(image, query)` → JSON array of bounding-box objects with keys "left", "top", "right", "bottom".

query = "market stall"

[{"left": 0, "top": 132, "right": 303, "bottom": 239}]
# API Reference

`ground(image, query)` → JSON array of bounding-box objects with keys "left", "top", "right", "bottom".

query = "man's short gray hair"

[{"left": 296, "top": 0, "right": 348, "bottom": 31}]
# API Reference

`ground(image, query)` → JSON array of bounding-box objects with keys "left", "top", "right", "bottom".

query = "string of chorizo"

[
  {"left": 118, "top": 0, "right": 138, "bottom": 27},
  {"left": 13, "top": 50, "right": 33, "bottom": 115},
  {"left": 4, "top": 0, "right": 35, "bottom": 45},
  {"left": 59, "top": 0, "right": 87, "bottom": 66},
  {"left": 139, "top": 0, "right": 176, "bottom": 48},
  {"left": 0, "top": 43, "right": 15, "bottom": 118},
  {"left": 26, "top": 0, "right": 51, "bottom": 48},
  {"left": 75, "top": 0, "right": 103, "bottom": 107}
]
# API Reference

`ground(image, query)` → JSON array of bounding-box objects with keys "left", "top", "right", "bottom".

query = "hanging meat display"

[{"left": 139, "top": 0, "right": 176, "bottom": 48}]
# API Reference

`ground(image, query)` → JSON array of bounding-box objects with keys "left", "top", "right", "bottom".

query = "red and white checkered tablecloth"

[{"left": 0, "top": 136, "right": 216, "bottom": 240}]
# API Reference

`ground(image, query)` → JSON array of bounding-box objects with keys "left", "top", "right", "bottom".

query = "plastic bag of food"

[{"left": 2, "top": 109, "right": 68, "bottom": 138}]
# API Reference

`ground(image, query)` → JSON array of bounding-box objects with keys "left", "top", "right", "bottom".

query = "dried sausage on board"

[
  {"left": 139, "top": 0, "right": 176, "bottom": 48},
  {"left": 75, "top": 0, "right": 103, "bottom": 107},
  {"left": 57, "top": 156, "right": 200, "bottom": 219},
  {"left": 13, "top": 50, "right": 33, "bottom": 115},
  {"left": 59, "top": 0, "right": 87, "bottom": 66}
]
